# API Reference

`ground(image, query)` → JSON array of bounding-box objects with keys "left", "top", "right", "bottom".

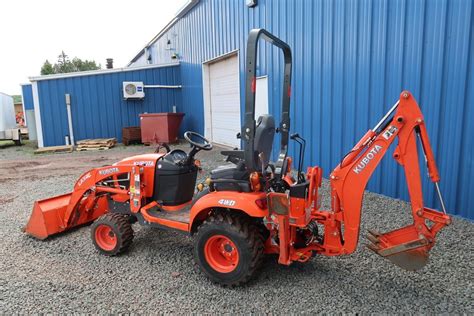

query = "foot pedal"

[{"left": 146, "top": 205, "right": 162, "bottom": 218}]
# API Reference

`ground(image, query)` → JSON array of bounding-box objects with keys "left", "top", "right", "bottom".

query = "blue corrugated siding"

[
  {"left": 21, "top": 84, "right": 34, "bottom": 110},
  {"left": 130, "top": 0, "right": 473, "bottom": 219},
  {"left": 36, "top": 65, "right": 182, "bottom": 147},
  {"left": 131, "top": 0, "right": 474, "bottom": 219}
]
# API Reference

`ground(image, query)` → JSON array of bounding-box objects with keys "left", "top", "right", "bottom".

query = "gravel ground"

[{"left": 0, "top": 142, "right": 473, "bottom": 314}]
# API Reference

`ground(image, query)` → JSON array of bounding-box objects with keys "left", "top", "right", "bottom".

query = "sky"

[{"left": 0, "top": 0, "right": 187, "bottom": 95}]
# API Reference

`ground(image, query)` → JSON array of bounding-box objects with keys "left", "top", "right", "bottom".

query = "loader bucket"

[{"left": 24, "top": 193, "right": 108, "bottom": 239}]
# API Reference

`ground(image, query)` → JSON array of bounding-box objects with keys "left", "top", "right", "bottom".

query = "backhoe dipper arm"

[{"left": 325, "top": 91, "right": 450, "bottom": 269}]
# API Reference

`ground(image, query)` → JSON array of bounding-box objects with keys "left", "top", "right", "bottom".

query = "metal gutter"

[
  {"left": 29, "top": 62, "right": 179, "bottom": 82},
  {"left": 144, "top": 85, "right": 182, "bottom": 89},
  {"left": 127, "top": 0, "right": 200, "bottom": 66}
]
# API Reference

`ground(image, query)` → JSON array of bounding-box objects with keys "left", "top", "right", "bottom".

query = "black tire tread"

[
  {"left": 91, "top": 213, "right": 134, "bottom": 256},
  {"left": 194, "top": 211, "right": 264, "bottom": 286}
]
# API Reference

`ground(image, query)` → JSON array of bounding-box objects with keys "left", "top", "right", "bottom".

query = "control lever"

[{"left": 290, "top": 133, "right": 306, "bottom": 183}]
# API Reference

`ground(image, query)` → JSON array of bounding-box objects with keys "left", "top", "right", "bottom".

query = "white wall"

[{"left": 0, "top": 92, "right": 16, "bottom": 132}]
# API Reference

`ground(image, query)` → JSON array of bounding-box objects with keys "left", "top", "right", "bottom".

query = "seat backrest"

[{"left": 254, "top": 115, "right": 275, "bottom": 167}]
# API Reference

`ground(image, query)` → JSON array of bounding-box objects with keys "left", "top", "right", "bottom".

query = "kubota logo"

[
  {"left": 133, "top": 161, "right": 154, "bottom": 167},
  {"left": 353, "top": 145, "right": 382, "bottom": 174},
  {"left": 99, "top": 167, "right": 119, "bottom": 176}
]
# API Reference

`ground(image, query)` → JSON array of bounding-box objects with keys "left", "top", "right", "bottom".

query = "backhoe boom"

[
  {"left": 321, "top": 91, "right": 450, "bottom": 269},
  {"left": 267, "top": 91, "right": 450, "bottom": 271}
]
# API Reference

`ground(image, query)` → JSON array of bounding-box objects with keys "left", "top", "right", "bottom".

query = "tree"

[
  {"left": 40, "top": 51, "right": 101, "bottom": 75},
  {"left": 71, "top": 57, "right": 101, "bottom": 72},
  {"left": 40, "top": 60, "right": 54, "bottom": 75},
  {"left": 54, "top": 51, "right": 74, "bottom": 73}
]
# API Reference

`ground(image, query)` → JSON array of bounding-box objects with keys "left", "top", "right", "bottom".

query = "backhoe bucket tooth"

[
  {"left": 366, "top": 243, "right": 380, "bottom": 252},
  {"left": 24, "top": 193, "right": 108, "bottom": 239},
  {"left": 368, "top": 229, "right": 381, "bottom": 237},
  {"left": 366, "top": 234, "right": 380, "bottom": 244},
  {"left": 366, "top": 225, "right": 432, "bottom": 271}
]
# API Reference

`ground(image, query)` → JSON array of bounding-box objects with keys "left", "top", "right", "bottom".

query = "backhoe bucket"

[
  {"left": 24, "top": 193, "right": 108, "bottom": 239},
  {"left": 366, "top": 208, "right": 450, "bottom": 271},
  {"left": 366, "top": 226, "right": 432, "bottom": 270}
]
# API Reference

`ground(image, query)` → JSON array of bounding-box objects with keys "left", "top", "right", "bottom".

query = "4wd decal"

[
  {"left": 99, "top": 167, "right": 119, "bottom": 176},
  {"left": 218, "top": 199, "right": 236, "bottom": 207},
  {"left": 353, "top": 145, "right": 383, "bottom": 174}
]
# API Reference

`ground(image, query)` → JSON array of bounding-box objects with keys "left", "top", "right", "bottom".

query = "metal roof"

[
  {"left": 127, "top": 0, "right": 200, "bottom": 66},
  {"left": 29, "top": 63, "right": 179, "bottom": 82}
]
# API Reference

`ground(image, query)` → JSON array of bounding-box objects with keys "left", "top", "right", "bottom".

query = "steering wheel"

[{"left": 184, "top": 131, "right": 213, "bottom": 151}]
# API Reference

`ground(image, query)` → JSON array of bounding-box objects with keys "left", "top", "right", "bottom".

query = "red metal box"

[{"left": 139, "top": 113, "right": 184, "bottom": 144}]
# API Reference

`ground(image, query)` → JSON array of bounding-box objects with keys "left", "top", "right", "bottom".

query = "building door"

[
  {"left": 207, "top": 54, "right": 241, "bottom": 147},
  {"left": 255, "top": 76, "right": 269, "bottom": 118}
]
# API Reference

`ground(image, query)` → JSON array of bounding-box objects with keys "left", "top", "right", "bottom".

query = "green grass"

[
  {"left": 0, "top": 140, "right": 14, "bottom": 146},
  {"left": 0, "top": 139, "right": 36, "bottom": 150}
]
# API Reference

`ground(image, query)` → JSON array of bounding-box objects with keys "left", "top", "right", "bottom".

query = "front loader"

[{"left": 24, "top": 29, "right": 450, "bottom": 286}]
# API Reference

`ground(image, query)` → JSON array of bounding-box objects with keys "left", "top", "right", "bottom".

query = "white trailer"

[{"left": 0, "top": 92, "right": 22, "bottom": 145}]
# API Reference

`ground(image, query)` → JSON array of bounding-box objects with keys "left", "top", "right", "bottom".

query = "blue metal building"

[
  {"left": 27, "top": 64, "right": 181, "bottom": 147},
  {"left": 22, "top": 0, "right": 473, "bottom": 220},
  {"left": 21, "top": 84, "right": 34, "bottom": 111},
  {"left": 127, "top": 0, "right": 473, "bottom": 219}
]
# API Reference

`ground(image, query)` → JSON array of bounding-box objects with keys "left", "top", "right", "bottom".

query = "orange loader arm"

[
  {"left": 24, "top": 164, "right": 144, "bottom": 240},
  {"left": 317, "top": 91, "right": 450, "bottom": 270}
]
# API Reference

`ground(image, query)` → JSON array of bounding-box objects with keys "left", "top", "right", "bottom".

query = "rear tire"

[
  {"left": 91, "top": 213, "right": 134, "bottom": 256},
  {"left": 193, "top": 212, "right": 264, "bottom": 286}
]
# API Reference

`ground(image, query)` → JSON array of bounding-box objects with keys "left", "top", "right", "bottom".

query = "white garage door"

[{"left": 208, "top": 55, "right": 241, "bottom": 147}]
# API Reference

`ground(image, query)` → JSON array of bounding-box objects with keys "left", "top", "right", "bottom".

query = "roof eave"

[
  {"left": 28, "top": 62, "right": 179, "bottom": 82},
  {"left": 127, "top": 0, "right": 200, "bottom": 66}
]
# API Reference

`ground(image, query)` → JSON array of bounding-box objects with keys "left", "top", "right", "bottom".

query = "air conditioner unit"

[{"left": 123, "top": 81, "right": 145, "bottom": 99}]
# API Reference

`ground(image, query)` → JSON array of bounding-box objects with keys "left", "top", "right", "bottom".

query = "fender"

[{"left": 189, "top": 190, "right": 268, "bottom": 231}]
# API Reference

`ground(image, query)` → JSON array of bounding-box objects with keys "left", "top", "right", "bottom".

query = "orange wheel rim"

[
  {"left": 95, "top": 224, "right": 117, "bottom": 251},
  {"left": 204, "top": 235, "right": 239, "bottom": 273}
]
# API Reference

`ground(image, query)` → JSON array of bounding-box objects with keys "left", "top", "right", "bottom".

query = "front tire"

[
  {"left": 91, "top": 213, "right": 134, "bottom": 256},
  {"left": 193, "top": 212, "right": 264, "bottom": 286}
]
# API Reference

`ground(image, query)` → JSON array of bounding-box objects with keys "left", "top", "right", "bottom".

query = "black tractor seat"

[
  {"left": 210, "top": 115, "right": 275, "bottom": 193},
  {"left": 210, "top": 162, "right": 251, "bottom": 192},
  {"left": 210, "top": 162, "right": 248, "bottom": 180}
]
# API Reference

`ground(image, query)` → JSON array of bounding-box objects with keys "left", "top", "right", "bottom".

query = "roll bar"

[{"left": 242, "top": 28, "right": 292, "bottom": 176}]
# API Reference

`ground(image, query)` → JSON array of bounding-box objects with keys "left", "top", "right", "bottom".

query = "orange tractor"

[{"left": 25, "top": 29, "right": 450, "bottom": 285}]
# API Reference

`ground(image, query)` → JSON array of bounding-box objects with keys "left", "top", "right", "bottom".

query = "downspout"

[{"left": 65, "top": 94, "right": 75, "bottom": 146}]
